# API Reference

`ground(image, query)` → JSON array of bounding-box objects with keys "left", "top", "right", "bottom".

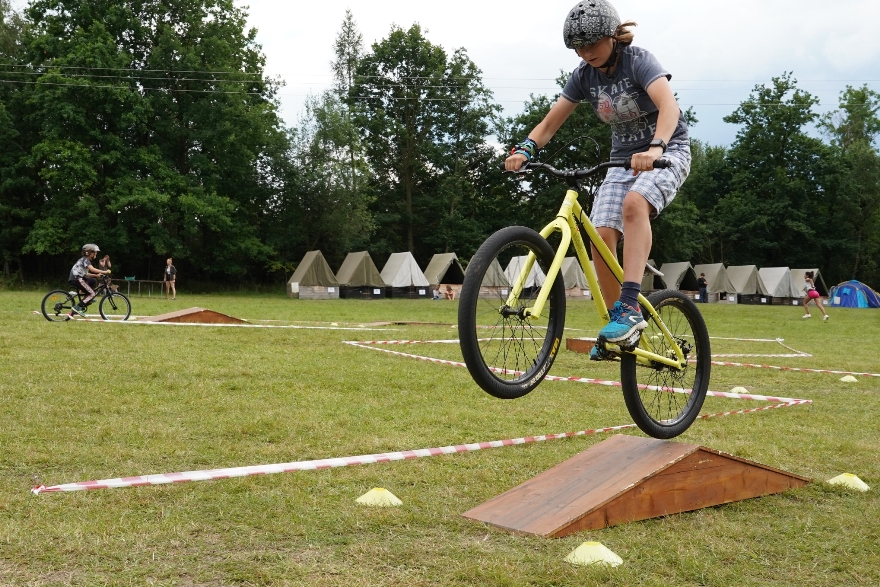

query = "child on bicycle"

[
  {"left": 504, "top": 0, "right": 691, "bottom": 357},
  {"left": 68, "top": 243, "right": 111, "bottom": 317}
]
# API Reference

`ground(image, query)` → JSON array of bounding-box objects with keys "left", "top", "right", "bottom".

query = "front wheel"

[
  {"left": 99, "top": 292, "right": 132, "bottom": 321},
  {"left": 458, "top": 226, "right": 566, "bottom": 399},
  {"left": 620, "top": 290, "right": 711, "bottom": 439},
  {"left": 41, "top": 290, "right": 75, "bottom": 322}
]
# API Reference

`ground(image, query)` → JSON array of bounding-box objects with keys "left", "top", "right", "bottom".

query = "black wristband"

[{"left": 649, "top": 138, "right": 667, "bottom": 152}]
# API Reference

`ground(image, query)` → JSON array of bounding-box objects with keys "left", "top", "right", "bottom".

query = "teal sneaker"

[
  {"left": 70, "top": 304, "right": 86, "bottom": 318},
  {"left": 597, "top": 301, "right": 647, "bottom": 343}
]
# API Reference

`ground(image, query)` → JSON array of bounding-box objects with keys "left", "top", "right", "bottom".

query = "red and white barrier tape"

[
  {"left": 344, "top": 341, "right": 810, "bottom": 402},
  {"left": 32, "top": 423, "right": 641, "bottom": 494},
  {"left": 30, "top": 337, "right": 816, "bottom": 495},
  {"left": 81, "top": 319, "right": 390, "bottom": 331},
  {"left": 708, "top": 360, "right": 880, "bottom": 378},
  {"left": 30, "top": 396, "right": 807, "bottom": 494}
]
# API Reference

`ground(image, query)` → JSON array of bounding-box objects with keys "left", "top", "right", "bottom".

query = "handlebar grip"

[
  {"left": 621, "top": 157, "right": 671, "bottom": 170},
  {"left": 499, "top": 162, "right": 530, "bottom": 173}
]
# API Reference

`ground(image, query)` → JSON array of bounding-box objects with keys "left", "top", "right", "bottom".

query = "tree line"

[{"left": 1, "top": 1, "right": 878, "bottom": 288}]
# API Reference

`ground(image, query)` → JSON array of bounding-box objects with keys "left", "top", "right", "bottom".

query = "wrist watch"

[{"left": 649, "top": 138, "right": 667, "bottom": 152}]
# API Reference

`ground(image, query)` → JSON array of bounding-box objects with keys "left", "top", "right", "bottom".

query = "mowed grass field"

[{"left": 0, "top": 290, "right": 878, "bottom": 586}]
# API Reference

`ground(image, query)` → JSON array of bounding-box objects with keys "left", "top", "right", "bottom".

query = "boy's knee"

[{"left": 622, "top": 192, "right": 653, "bottom": 222}]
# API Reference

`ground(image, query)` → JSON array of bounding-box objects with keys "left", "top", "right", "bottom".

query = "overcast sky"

[
  {"left": 10, "top": 0, "right": 879, "bottom": 146},
  {"left": 236, "top": 0, "right": 880, "bottom": 147}
]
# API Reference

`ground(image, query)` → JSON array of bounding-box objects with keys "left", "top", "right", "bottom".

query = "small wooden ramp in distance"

[
  {"left": 566, "top": 337, "right": 594, "bottom": 354},
  {"left": 139, "top": 307, "right": 247, "bottom": 324},
  {"left": 462, "top": 434, "right": 810, "bottom": 538}
]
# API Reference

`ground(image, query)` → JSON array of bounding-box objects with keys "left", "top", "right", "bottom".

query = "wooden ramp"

[
  {"left": 140, "top": 307, "right": 247, "bottom": 324},
  {"left": 566, "top": 337, "right": 594, "bottom": 354},
  {"left": 462, "top": 434, "right": 810, "bottom": 538}
]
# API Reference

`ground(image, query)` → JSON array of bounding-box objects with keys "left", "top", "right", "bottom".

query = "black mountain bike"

[{"left": 41, "top": 274, "right": 132, "bottom": 322}]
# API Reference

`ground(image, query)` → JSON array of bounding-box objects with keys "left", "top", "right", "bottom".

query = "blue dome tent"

[{"left": 828, "top": 280, "right": 880, "bottom": 308}]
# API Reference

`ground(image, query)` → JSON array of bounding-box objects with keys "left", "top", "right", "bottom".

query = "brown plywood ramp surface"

[
  {"left": 140, "top": 307, "right": 247, "bottom": 324},
  {"left": 462, "top": 434, "right": 809, "bottom": 538},
  {"left": 566, "top": 337, "right": 594, "bottom": 354}
]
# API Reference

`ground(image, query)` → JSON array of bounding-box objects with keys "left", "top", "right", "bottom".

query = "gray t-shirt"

[
  {"left": 561, "top": 45, "right": 688, "bottom": 158},
  {"left": 69, "top": 256, "right": 92, "bottom": 281}
]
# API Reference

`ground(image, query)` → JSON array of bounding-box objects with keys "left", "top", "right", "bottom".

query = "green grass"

[{"left": 1, "top": 291, "right": 878, "bottom": 586}]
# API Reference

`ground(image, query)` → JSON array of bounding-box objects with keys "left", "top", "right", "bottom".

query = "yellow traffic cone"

[
  {"left": 564, "top": 541, "right": 622, "bottom": 567},
  {"left": 828, "top": 473, "right": 870, "bottom": 491},
  {"left": 355, "top": 488, "right": 403, "bottom": 507}
]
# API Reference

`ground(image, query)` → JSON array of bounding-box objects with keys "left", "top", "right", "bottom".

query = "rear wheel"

[
  {"left": 458, "top": 226, "right": 566, "bottom": 399},
  {"left": 99, "top": 292, "right": 132, "bottom": 321},
  {"left": 620, "top": 290, "right": 710, "bottom": 438},
  {"left": 41, "top": 290, "right": 75, "bottom": 322}
]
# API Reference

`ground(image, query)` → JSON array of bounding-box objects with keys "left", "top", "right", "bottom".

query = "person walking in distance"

[
  {"left": 697, "top": 272, "right": 708, "bottom": 304},
  {"left": 505, "top": 0, "right": 691, "bottom": 359},
  {"left": 802, "top": 271, "right": 828, "bottom": 320},
  {"left": 164, "top": 258, "right": 177, "bottom": 300}
]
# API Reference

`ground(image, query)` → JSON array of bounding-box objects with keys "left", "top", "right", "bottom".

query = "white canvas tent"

[
  {"left": 641, "top": 259, "right": 666, "bottom": 292},
  {"left": 561, "top": 257, "right": 591, "bottom": 299},
  {"left": 469, "top": 258, "right": 510, "bottom": 299},
  {"left": 726, "top": 265, "right": 768, "bottom": 295},
  {"left": 336, "top": 251, "right": 386, "bottom": 299},
  {"left": 380, "top": 252, "right": 430, "bottom": 298},
  {"left": 424, "top": 253, "right": 466, "bottom": 286},
  {"left": 789, "top": 268, "right": 829, "bottom": 297},
  {"left": 693, "top": 263, "right": 737, "bottom": 303},
  {"left": 659, "top": 262, "right": 700, "bottom": 291},
  {"left": 561, "top": 257, "right": 589, "bottom": 289},
  {"left": 505, "top": 256, "right": 546, "bottom": 289},
  {"left": 288, "top": 250, "right": 339, "bottom": 299},
  {"left": 758, "top": 267, "right": 801, "bottom": 299}
]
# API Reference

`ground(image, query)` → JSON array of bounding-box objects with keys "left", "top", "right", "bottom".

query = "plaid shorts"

[{"left": 589, "top": 143, "right": 692, "bottom": 233}]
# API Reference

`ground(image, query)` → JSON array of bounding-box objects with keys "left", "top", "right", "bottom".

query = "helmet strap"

[{"left": 598, "top": 40, "right": 620, "bottom": 74}]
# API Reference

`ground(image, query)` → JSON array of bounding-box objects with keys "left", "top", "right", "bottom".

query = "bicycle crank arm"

[{"left": 605, "top": 343, "right": 686, "bottom": 370}]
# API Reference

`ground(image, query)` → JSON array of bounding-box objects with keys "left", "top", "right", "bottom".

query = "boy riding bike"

[
  {"left": 505, "top": 0, "right": 691, "bottom": 358},
  {"left": 68, "top": 243, "right": 111, "bottom": 317}
]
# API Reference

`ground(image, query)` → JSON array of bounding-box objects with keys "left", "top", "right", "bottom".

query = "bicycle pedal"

[{"left": 617, "top": 332, "right": 641, "bottom": 352}]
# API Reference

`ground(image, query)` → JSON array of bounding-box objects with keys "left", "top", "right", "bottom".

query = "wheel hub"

[{"left": 499, "top": 305, "right": 528, "bottom": 320}]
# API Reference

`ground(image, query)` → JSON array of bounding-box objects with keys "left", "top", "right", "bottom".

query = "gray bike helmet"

[
  {"left": 82, "top": 243, "right": 100, "bottom": 253},
  {"left": 563, "top": 0, "right": 621, "bottom": 49}
]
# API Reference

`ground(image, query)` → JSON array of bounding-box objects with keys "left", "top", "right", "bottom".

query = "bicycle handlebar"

[{"left": 500, "top": 157, "right": 670, "bottom": 177}]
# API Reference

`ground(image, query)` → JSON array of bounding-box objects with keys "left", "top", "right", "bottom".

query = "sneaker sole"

[{"left": 601, "top": 319, "right": 648, "bottom": 343}]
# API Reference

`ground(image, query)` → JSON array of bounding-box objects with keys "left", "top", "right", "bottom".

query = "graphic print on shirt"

[{"left": 595, "top": 84, "right": 649, "bottom": 141}]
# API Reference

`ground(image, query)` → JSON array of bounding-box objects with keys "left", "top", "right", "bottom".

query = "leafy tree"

[
  {"left": 12, "top": 0, "right": 289, "bottom": 281},
  {"left": 715, "top": 73, "right": 827, "bottom": 267},
  {"left": 819, "top": 85, "right": 880, "bottom": 153},
  {"left": 351, "top": 24, "right": 498, "bottom": 263},
  {"left": 817, "top": 86, "right": 880, "bottom": 284},
  {"left": 282, "top": 92, "right": 375, "bottom": 269},
  {"left": 274, "top": 11, "right": 375, "bottom": 271},
  {"left": 0, "top": 0, "right": 30, "bottom": 279}
]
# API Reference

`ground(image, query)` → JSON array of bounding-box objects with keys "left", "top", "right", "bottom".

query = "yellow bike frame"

[{"left": 504, "top": 188, "right": 687, "bottom": 370}]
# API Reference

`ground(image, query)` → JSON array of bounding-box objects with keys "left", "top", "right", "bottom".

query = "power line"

[
  {"left": 0, "top": 78, "right": 267, "bottom": 95},
  {"left": 1, "top": 64, "right": 878, "bottom": 84},
  {"left": 1, "top": 78, "right": 867, "bottom": 107}
]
